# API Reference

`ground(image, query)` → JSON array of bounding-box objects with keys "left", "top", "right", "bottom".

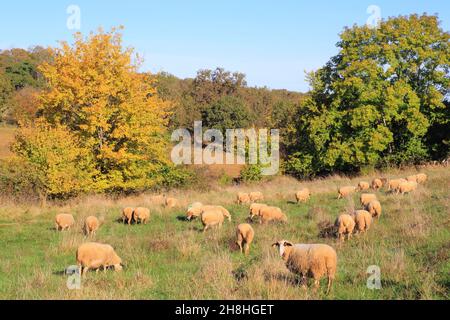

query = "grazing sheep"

[
  {"left": 237, "top": 192, "right": 251, "bottom": 204},
  {"left": 387, "top": 178, "right": 407, "bottom": 192},
  {"left": 357, "top": 181, "right": 370, "bottom": 191},
  {"left": 55, "top": 214, "right": 75, "bottom": 231},
  {"left": 334, "top": 214, "right": 355, "bottom": 241},
  {"left": 406, "top": 175, "right": 418, "bottom": 183},
  {"left": 295, "top": 188, "right": 311, "bottom": 203},
  {"left": 353, "top": 210, "right": 372, "bottom": 234},
  {"left": 360, "top": 193, "right": 377, "bottom": 207},
  {"left": 165, "top": 197, "right": 179, "bottom": 209},
  {"left": 187, "top": 205, "right": 230, "bottom": 221},
  {"left": 397, "top": 181, "right": 418, "bottom": 195},
  {"left": 258, "top": 206, "right": 287, "bottom": 224},
  {"left": 236, "top": 223, "right": 255, "bottom": 255},
  {"left": 249, "top": 191, "right": 264, "bottom": 202},
  {"left": 133, "top": 207, "right": 150, "bottom": 224},
  {"left": 76, "top": 242, "right": 123, "bottom": 276},
  {"left": 272, "top": 240, "right": 337, "bottom": 294},
  {"left": 371, "top": 178, "right": 383, "bottom": 190},
  {"left": 122, "top": 207, "right": 134, "bottom": 225},
  {"left": 416, "top": 173, "right": 427, "bottom": 184},
  {"left": 249, "top": 203, "right": 268, "bottom": 220},
  {"left": 338, "top": 186, "right": 356, "bottom": 199},
  {"left": 200, "top": 207, "right": 231, "bottom": 232},
  {"left": 84, "top": 216, "right": 101, "bottom": 236},
  {"left": 366, "top": 200, "right": 382, "bottom": 219},
  {"left": 188, "top": 202, "right": 203, "bottom": 210}
]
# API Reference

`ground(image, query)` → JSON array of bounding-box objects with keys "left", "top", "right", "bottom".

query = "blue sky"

[{"left": 1, "top": 1, "right": 449, "bottom": 92}]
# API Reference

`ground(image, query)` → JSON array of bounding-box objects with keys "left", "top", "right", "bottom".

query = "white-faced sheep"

[
  {"left": 236, "top": 223, "right": 255, "bottom": 255},
  {"left": 360, "top": 193, "right": 377, "bottom": 207},
  {"left": 272, "top": 240, "right": 337, "bottom": 294},
  {"left": 366, "top": 200, "right": 382, "bottom": 219},
  {"left": 353, "top": 210, "right": 372, "bottom": 234},
  {"left": 165, "top": 197, "right": 179, "bottom": 209},
  {"left": 258, "top": 206, "right": 287, "bottom": 224},
  {"left": 76, "top": 242, "right": 123, "bottom": 276},
  {"left": 335, "top": 214, "right": 355, "bottom": 241},
  {"left": 397, "top": 181, "right": 418, "bottom": 195},
  {"left": 357, "top": 181, "right": 370, "bottom": 191},
  {"left": 200, "top": 207, "right": 231, "bottom": 232},
  {"left": 371, "top": 178, "right": 383, "bottom": 190},
  {"left": 133, "top": 207, "right": 150, "bottom": 224},
  {"left": 122, "top": 207, "right": 134, "bottom": 225},
  {"left": 295, "top": 188, "right": 311, "bottom": 203},
  {"left": 249, "top": 191, "right": 264, "bottom": 202},
  {"left": 84, "top": 216, "right": 102, "bottom": 236},
  {"left": 55, "top": 214, "right": 75, "bottom": 231},
  {"left": 338, "top": 186, "right": 356, "bottom": 199},
  {"left": 237, "top": 192, "right": 251, "bottom": 204}
]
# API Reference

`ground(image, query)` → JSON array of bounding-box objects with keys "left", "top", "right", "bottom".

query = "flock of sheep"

[{"left": 53, "top": 172, "right": 428, "bottom": 295}]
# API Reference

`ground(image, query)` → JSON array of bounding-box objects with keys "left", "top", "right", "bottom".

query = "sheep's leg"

[
  {"left": 326, "top": 277, "right": 333, "bottom": 295},
  {"left": 313, "top": 279, "right": 320, "bottom": 293},
  {"left": 82, "top": 267, "right": 89, "bottom": 276},
  {"left": 244, "top": 243, "right": 250, "bottom": 256},
  {"left": 203, "top": 225, "right": 208, "bottom": 233},
  {"left": 237, "top": 240, "right": 243, "bottom": 253}
]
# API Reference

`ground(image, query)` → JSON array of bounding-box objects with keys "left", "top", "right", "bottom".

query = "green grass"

[{"left": 0, "top": 166, "right": 448, "bottom": 300}]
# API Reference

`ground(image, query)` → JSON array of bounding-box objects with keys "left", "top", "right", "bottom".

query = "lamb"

[
  {"left": 371, "top": 178, "right": 383, "bottom": 190},
  {"left": 353, "top": 210, "right": 372, "bottom": 234},
  {"left": 416, "top": 173, "right": 427, "bottom": 184},
  {"left": 360, "top": 193, "right": 377, "bottom": 207},
  {"left": 334, "top": 214, "right": 355, "bottom": 241},
  {"left": 272, "top": 240, "right": 337, "bottom": 294},
  {"left": 397, "top": 181, "right": 417, "bottom": 195},
  {"left": 249, "top": 203, "right": 268, "bottom": 220},
  {"left": 55, "top": 214, "right": 75, "bottom": 231},
  {"left": 237, "top": 192, "right": 251, "bottom": 204},
  {"left": 249, "top": 191, "right": 264, "bottom": 202},
  {"left": 258, "top": 206, "right": 287, "bottom": 224},
  {"left": 165, "top": 197, "right": 179, "bottom": 209},
  {"left": 76, "top": 242, "right": 123, "bottom": 276},
  {"left": 84, "top": 216, "right": 102, "bottom": 236},
  {"left": 122, "top": 207, "right": 134, "bottom": 225},
  {"left": 133, "top": 207, "right": 150, "bottom": 224},
  {"left": 357, "top": 181, "right": 370, "bottom": 191},
  {"left": 295, "top": 188, "right": 311, "bottom": 203},
  {"left": 387, "top": 178, "right": 407, "bottom": 192},
  {"left": 337, "top": 186, "right": 356, "bottom": 199},
  {"left": 366, "top": 200, "right": 382, "bottom": 219},
  {"left": 236, "top": 223, "right": 255, "bottom": 255},
  {"left": 200, "top": 207, "right": 231, "bottom": 232}
]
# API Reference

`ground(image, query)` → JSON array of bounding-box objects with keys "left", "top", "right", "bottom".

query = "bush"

[{"left": 240, "top": 164, "right": 262, "bottom": 183}]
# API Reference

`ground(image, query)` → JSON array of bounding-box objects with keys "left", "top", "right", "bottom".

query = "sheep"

[
  {"left": 186, "top": 205, "right": 230, "bottom": 221},
  {"left": 397, "top": 181, "right": 418, "bottom": 195},
  {"left": 360, "top": 193, "right": 377, "bottom": 207},
  {"left": 200, "top": 207, "right": 231, "bottom": 232},
  {"left": 165, "top": 197, "right": 179, "bottom": 209},
  {"left": 387, "top": 178, "right": 407, "bottom": 192},
  {"left": 188, "top": 202, "right": 203, "bottom": 210},
  {"left": 122, "top": 207, "right": 134, "bottom": 225},
  {"left": 249, "top": 191, "right": 264, "bottom": 202},
  {"left": 133, "top": 207, "right": 150, "bottom": 224},
  {"left": 334, "top": 214, "right": 355, "bottom": 241},
  {"left": 406, "top": 175, "right": 418, "bottom": 183},
  {"left": 295, "top": 188, "right": 311, "bottom": 203},
  {"left": 258, "top": 206, "right": 287, "bottom": 224},
  {"left": 357, "top": 181, "right": 370, "bottom": 191},
  {"left": 84, "top": 216, "right": 102, "bottom": 236},
  {"left": 337, "top": 186, "right": 356, "bottom": 199},
  {"left": 371, "top": 178, "right": 383, "bottom": 190},
  {"left": 272, "top": 240, "right": 337, "bottom": 294},
  {"left": 236, "top": 223, "right": 255, "bottom": 255},
  {"left": 76, "top": 242, "right": 123, "bottom": 276},
  {"left": 353, "top": 210, "right": 372, "bottom": 234},
  {"left": 366, "top": 200, "right": 382, "bottom": 219},
  {"left": 416, "top": 173, "right": 427, "bottom": 184},
  {"left": 237, "top": 192, "right": 251, "bottom": 204},
  {"left": 55, "top": 214, "right": 75, "bottom": 231},
  {"left": 248, "top": 203, "right": 268, "bottom": 220}
]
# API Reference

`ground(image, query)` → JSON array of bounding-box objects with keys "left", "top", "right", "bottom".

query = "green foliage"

[{"left": 240, "top": 164, "right": 262, "bottom": 183}]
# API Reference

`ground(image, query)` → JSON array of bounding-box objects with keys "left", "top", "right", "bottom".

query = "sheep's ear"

[
  {"left": 271, "top": 242, "right": 279, "bottom": 248},
  {"left": 283, "top": 241, "right": 293, "bottom": 247}
]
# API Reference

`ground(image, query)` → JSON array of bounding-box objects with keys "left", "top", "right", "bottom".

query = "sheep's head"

[
  {"left": 272, "top": 240, "right": 293, "bottom": 260},
  {"left": 114, "top": 263, "right": 123, "bottom": 272}
]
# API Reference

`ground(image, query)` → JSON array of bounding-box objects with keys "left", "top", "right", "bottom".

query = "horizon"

[{"left": 1, "top": 0, "right": 449, "bottom": 92}]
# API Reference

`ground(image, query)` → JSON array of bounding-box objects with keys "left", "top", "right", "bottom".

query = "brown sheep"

[
  {"left": 272, "top": 240, "right": 337, "bottom": 294},
  {"left": 357, "top": 181, "right": 370, "bottom": 191},
  {"left": 84, "top": 216, "right": 101, "bottom": 236},
  {"left": 187, "top": 205, "right": 230, "bottom": 221},
  {"left": 76, "top": 242, "right": 123, "bottom": 276},
  {"left": 258, "top": 206, "right": 287, "bottom": 224},
  {"left": 55, "top": 214, "right": 75, "bottom": 231},
  {"left": 122, "top": 207, "right": 134, "bottom": 225},
  {"left": 295, "top": 188, "right": 311, "bottom": 203},
  {"left": 371, "top": 178, "right": 383, "bottom": 190},
  {"left": 249, "top": 191, "right": 264, "bottom": 202},
  {"left": 338, "top": 186, "right": 356, "bottom": 199},
  {"left": 133, "top": 207, "right": 150, "bottom": 224},
  {"left": 366, "top": 200, "right": 382, "bottom": 219},
  {"left": 236, "top": 223, "right": 255, "bottom": 255},
  {"left": 335, "top": 214, "right": 355, "bottom": 241},
  {"left": 354, "top": 210, "right": 372, "bottom": 234},
  {"left": 360, "top": 193, "right": 377, "bottom": 207},
  {"left": 237, "top": 192, "right": 251, "bottom": 204}
]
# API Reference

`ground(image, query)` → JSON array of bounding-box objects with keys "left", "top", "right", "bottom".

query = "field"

[{"left": 0, "top": 165, "right": 448, "bottom": 300}]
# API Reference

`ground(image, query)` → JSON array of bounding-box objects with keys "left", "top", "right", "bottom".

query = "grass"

[{"left": 0, "top": 165, "right": 448, "bottom": 300}]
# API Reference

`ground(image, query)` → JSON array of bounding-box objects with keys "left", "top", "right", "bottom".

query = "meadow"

[{"left": 0, "top": 165, "right": 448, "bottom": 300}]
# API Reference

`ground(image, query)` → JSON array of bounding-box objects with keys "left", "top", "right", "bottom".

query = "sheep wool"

[
  {"left": 122, "top": 207, "right": 134, "bottom": 225},
  {"left": 259, "top": 206, "right": 287, "bottom": 224},
  {"left": 358, "top": 181, "right": 370, "bottom": 191},
  {"left": 84, "top": 216, "right": 100, "bottom": 236},
  {"left": 335, "top": 214, "right": 355, "bottom": 241},
  {"left": 76, "top": 242, "right": 123, "bottom": 275},
  {"left": 397, "top": 181, "right": 417, "bottom": 195},
  {"left": 200, "top": 208, "right": 229, "bottom": 232},
  {"left": 237, "top": 192, "right": 251, "bottom": 204},
  {"left": 55, "top": 214, "right": 75, "bottom": 231},
  {"left": 416, "top": 173, "right": 427, "bottom": 184},
  {"left": 338, "top": 186, "right": 356, "bottom": 199},
  {"left": 249, "top": 203, "right": 268, "bottom": 220},
  {"left": 367, "top": 200, "right": 382, "bottom": 219},
  {"left": 354, "top": 210, "right": 372, "bottom": 233},
  {"left": 295, "top": 188, "right": 311, "bottom": 203},
  {"left": 134, "top": 207, "right": 150, "bottom": 224},
  {"left": 360, "top": 193, "right": 377, "bottom": 207},
  {"left": 165, "top": 197, "right": 179, "bottom": 209},
  {"left": 236, "top": 223, "right": 255, "bottom": 255},
  {"left": 371, "top": 178, "right": 383, "bottom": 190},
  {"left": 249, "top": 191, "right": 264, "bottom": 202}
]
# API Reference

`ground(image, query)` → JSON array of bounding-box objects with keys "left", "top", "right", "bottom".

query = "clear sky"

[{"left": 1, "top": 0, "right": 449, "bottom": 92}]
